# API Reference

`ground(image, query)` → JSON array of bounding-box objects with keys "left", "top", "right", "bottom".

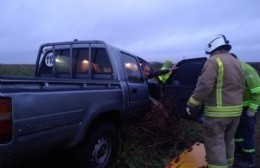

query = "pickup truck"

[
  {"left": 0, "top": 40, "right": 207, "bottom": 168},
  {"left": 0, "top": 40, "right": 154, "bottom": 168}
]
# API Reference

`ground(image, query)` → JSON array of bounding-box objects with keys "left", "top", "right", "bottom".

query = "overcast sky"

[{"left": 0, "top": 0, "right": 260, "bottom": 64}]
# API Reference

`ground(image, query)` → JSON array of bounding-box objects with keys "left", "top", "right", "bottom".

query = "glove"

[
  {"left": 186, "top": 105, "right": 201, "bottom": 120},
  {"left": 186, "top": 107, "right": 192, "bottom": 116},
  {"left": 247, "top": 111, "right": 255, "bottom": 117}
]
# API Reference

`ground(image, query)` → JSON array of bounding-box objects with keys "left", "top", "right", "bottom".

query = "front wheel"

[{"left": 76, "top": 122, "right": 119, "bottom": 168}]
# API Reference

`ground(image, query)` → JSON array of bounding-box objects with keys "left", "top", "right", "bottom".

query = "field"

[{"left": 0, "top": 64, "right": 35, "bottom": 76}]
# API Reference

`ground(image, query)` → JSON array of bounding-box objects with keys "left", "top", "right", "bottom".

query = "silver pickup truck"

[{"left": 0, "top": 40, "right": 153, "bottom": 168}]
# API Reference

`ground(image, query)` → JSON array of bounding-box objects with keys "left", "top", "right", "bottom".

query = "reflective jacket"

[
  {"left": 158, "top": 60, "right": 172, "bottom": 83},
  {"left": 241, "top": 62, "right": 260, "bottom": 113},
  {"left": 188, "top": 51, "right": 244, "bottom": 118}
]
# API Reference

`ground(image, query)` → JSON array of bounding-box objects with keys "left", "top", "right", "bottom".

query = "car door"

[
  {"left": 163, "top": 57, "right": 207, "bottom": 122},
  {"left": 120, "top": 52, "right": 150, "bottom": 120}
]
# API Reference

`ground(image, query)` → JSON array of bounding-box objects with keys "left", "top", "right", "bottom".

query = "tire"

[{"left": 76, "top": 122, "right": 119, "bottom": 168}]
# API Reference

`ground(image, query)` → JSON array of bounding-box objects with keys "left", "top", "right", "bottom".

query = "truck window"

[
  {"left": 168, "top": 61, "right": 205, "bottom": 86},
  {"left": 55, "top": 49, "right": 70, "bottom": 74},
  {"left": 38, "top": 48, "right": 70, "bottom": 77},
  {"left": 121, "top": 52, "right": 143, "bottom": 83},
  {"left": 73, "top": 48, "right": 113, "bottom": 79},
  {"left": 73, "top": 48, "right": 90, "bottom": 74},
  {"left": 38, "top": 46, "right": 113, "bottom": 80},
  {"left": 39, "top": 51, "right": 54, "bottom": 75},
  {"left": 91, "top": 48, "right": 112, "bottom": 74}
]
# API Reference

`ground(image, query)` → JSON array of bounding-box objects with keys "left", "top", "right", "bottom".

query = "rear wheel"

[{"left": 76, "top": 122, "right": 119, "bottom": 168}]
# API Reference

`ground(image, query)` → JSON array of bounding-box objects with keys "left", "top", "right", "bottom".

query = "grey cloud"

[{"left": 0, "top": 0, "right": 260, "bottom": 64}]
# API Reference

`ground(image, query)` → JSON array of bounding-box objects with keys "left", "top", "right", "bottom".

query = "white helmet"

[{"left": 205, "top": 34, "right": 231, "bottom": 54}]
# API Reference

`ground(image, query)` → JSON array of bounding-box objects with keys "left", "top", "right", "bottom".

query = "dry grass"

[
  {"left": 0, "top": 64, "right": 34, "bottom": 76},
  {"left": 116, "top": 97, "right": 204, "bottom": 168}
]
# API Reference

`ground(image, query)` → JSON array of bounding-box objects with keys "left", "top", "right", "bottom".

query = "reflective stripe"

[
  {"left": 208, "top": 164, "right": 228, "bottom": 168},
  {"left": 249, "top": 103, "right": 259, "bottom": 111},
  {"left": 216, "top": 58, "right": 224, "bottom": 106},
  {"left": 243, "top": 148, "right": 255, "bottom": 153},
  {"left": 188, "top": 97, "right": 200, "bottom": 106},
  {"left": 235, "top": 138, "right": 243, "bottom": 142},
  {"left": 205, "top": 105, "right": 243, "bottom": 112},
  {"left": 205, "top": 111, "right": 241, "bottom": 117},
  {"left": 158, "top": 60, "right": 172, "bottom": 83},
  {"left": 204, "top": 105, "right": 243, "bottom": 117},
  {"left": 228, "top": 157, "right": 234, "bottom": 167},
  {"left": 251, "top": 87, "right": 260, "bottom": 93},
  {"left": 243, "top": 100, "right": 250, "bottom": 106}
]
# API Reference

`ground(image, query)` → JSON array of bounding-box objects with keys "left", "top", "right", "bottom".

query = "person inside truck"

[
  {"left": 231, "top": 53, "right": 260, "bottom": 167},
  {"left": 142, "top": 62, "right": 178, "bottom": 111}
]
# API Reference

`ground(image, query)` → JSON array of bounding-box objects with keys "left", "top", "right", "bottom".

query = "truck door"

[
  {"left": 163, "top": 57, "right": 207, "bottom": 122},
  {"left": 121, "top": 52, "right": 150, "bottom": 120}
]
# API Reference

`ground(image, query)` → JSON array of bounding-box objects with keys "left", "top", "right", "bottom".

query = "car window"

[
  {"left": 167, "top": 58, "right": 206, "bottom": 85},
  {"left": 38, "top": 46, "right": 113, "bottom": 80},
  {"left": 121, "top": 52, "right": 143, "bottom": 83}
]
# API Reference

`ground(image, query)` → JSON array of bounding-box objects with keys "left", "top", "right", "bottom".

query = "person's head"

[
  {"left": 205, "top": 34, "right": 232, "bottom": 55},
  {"left": 141, "top": 63, "right": 151, "bottom": 79}
]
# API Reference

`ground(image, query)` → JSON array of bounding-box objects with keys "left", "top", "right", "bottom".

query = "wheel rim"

[{"left": 92, "top": 137, "right": 112, "bottom": 167}]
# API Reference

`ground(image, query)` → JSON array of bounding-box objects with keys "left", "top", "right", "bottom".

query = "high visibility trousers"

[
  {"left": 204, "top": 117, "right": 240, "bottom": 168},
  {"left": 235, "top": 107, "right": 256, "bottom": 163}
]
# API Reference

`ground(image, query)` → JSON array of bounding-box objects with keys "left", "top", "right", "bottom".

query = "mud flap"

[{"left": 165, "top": 142, "right": 207, "bottom": 168}]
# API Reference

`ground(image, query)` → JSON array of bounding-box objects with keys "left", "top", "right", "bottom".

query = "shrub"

[{"left": 116, "top": 97, "right": 203, "bottom": 168}]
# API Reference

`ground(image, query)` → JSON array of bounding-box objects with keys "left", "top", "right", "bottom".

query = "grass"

[
  {"left": 116, "top": 98, "right": 204, "bottom": 168},
  {"left": 0, "top": 64, "right": 34, "bottom": 76}
]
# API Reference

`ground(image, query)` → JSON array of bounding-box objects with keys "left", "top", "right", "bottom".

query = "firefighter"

[
  {"left": 186, "top": 34, "right": 244, "bottom": 168},
  {"left": 158, "top": 60, "right": 173, "bottom": 83},
  {"left": 232, "top": 53, "right": 260, "bottom": 168}
]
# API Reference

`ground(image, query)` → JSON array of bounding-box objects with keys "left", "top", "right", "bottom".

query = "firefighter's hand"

[
  {"left": 247, "top": 111, "right": 255, "bottom": 117},
  {"left": 186, "top": 105, "right": 201, "bottom": 117},
  {"left": 186, "top": 105, "right": 198, "bottom": 116},
  {"left": 186, "top": 107, "right": 192, "bottom": 116}
]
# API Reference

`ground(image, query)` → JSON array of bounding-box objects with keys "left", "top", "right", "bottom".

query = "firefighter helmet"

[{"left": 205, "top": 34, "right": 231, "bottom": 55}]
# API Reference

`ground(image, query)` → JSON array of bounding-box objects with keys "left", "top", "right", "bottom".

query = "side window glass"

[
  {"left": 55, "top": 49, "right": 70, "bottom": 73},
  {"left": 38, "top": 46, "right": 113, "bottom": 80},
  {"left": 170, "top": 62, "right": 204, "bottom": 85},
  {"left": 38, "top": 48, "right": 70, "bottom": 77},
  {"left": 92, "top": 48, "right": 112, "bottom": 74},
  {"left": 121, "top": 52, "right": 143, "bottom": 83},
  {"left": 72, "top": 48, "right": 113, "bottom": 79},
  {"left": 39, "top": 49, "right": 54, "bottom": 75},
  {"left": 73, "top": 49, "right": 90, "bottom": 74}
]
